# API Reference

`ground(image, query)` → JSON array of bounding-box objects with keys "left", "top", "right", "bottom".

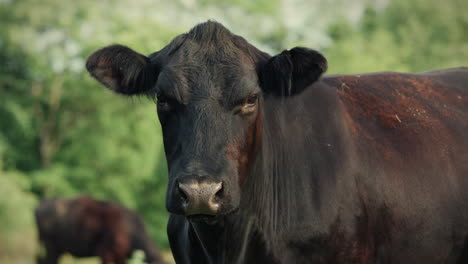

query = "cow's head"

[{"left": 86, "top": 22, "right": 327, "bottom": 221}]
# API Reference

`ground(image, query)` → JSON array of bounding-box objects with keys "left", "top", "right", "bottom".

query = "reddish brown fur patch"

[
  {"left": 332, "top": 72, "right": 468, "bottom": 169},
  {"left": 226, "top": 106, "right": 263, "bottom": 186}
]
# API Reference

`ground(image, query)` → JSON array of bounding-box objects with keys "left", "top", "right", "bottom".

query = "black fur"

[{"left": 260, "top": 47, "right": 327, "bottom": 96}]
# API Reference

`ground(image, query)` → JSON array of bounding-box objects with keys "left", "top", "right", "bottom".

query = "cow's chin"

[{"left": 187, "top": 207, "right": 239, "bottom": 225}]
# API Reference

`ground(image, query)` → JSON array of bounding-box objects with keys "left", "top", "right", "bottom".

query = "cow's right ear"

[
  {"left": 259, "top": 47, "right": 327, "bottom": 97},
  {"left": 86, "top": 45, "right": 159, "bottom": 95}
]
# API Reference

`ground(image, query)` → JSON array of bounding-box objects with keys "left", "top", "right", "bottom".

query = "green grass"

[{"left": 0, "top": 250, "right": 175, "bottom": 264}]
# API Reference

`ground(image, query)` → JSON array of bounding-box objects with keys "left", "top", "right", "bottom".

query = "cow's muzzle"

[{"left": 176, "top": 177, "right": 224, "bottom": 216}]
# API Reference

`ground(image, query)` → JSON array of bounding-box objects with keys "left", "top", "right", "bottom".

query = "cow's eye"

[
  {"left": 245, "top": 94, "right": 258, "bottom": 107},
  {"left": 157, "top": 94, "right": 174, "bottom": 111},
  {"left": 237, "top": 93, "right": 258, "bottom": 115}
]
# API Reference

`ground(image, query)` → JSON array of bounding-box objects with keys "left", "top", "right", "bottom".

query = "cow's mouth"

[
  {"left": 187, "top": 208, "right": 239, "bottom": 225},
  {"left": 188, "top": 214, "right": 218, "bottom": 225}
]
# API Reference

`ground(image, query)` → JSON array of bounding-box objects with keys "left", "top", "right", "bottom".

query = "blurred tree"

[
  {"left": 0, "top": 0, "right": 172, "bottom": 252},
  {"left": 325, "top": 0, "right": 468, "bottom": 74}
]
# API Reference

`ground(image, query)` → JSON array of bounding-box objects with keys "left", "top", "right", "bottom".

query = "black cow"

[
  {"left": 35, "top": 196, "right": 166, "bottom": 264},
  {"left": 86, "top": 21, "right": 468, "bottom": 263}
]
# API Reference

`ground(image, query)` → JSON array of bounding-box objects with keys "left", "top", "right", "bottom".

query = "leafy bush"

[{"left": 0, "top": 169, "right": 38, "bottom": 264}]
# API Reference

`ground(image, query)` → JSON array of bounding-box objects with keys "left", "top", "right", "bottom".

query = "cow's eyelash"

[
  {"left": 244, "top": 94, "right": 258, "bottom": 106},
  {"left": 231, "top": 93, "right": 259, "bottom": 107}
]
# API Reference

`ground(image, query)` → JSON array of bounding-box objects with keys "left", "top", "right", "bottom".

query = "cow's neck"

[{"left": 241, "top": 84, "right": 356, "bottom": 255}]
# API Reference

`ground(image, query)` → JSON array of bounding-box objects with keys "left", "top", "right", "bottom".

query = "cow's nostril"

[
  {"left": 214, "top": 183, "right": 224, "bottom": 200},
  {"left": 177, "top": 182, "right": 189, "bottom": 203}
]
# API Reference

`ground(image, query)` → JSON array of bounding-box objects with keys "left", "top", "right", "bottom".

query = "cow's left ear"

[{"left": 260, "top": 47, "right": 327, "bottom": 96}]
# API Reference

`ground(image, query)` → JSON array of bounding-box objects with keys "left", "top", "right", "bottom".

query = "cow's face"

[
  {"left": 154, "top": 46, "right": 263, "bottom": 218},
  {"left": 86, "top": 22, "right": 326, "bottom": 221}
]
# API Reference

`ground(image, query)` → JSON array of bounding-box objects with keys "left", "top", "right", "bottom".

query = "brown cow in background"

[{"left": 35, "top": 196, "right": 166, "bottom": 264}]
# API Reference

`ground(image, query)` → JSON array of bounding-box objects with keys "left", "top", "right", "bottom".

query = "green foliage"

[
  {"left": 325, "top": 0, "right": 468, "bottom": 74},
  {"left": 0, "top": 169, "right": 37, "bottom": 264},
  {"left": 0, "top": 0, "right": 466, "bottom": 263},
  {"left": 0, "top": 0, "right": 172, "bottom": 259}
]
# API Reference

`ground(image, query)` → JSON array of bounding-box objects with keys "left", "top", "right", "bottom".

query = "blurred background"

[{"left": 0, "top": 0, "right": 467, "bottom": 263}]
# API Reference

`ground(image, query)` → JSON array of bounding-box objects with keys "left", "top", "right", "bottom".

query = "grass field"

[{"left": 0, "top": 250, "right": 175, "bottom": 264}]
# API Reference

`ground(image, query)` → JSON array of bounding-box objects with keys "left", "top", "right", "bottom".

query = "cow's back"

[{"left": 322, "top": 68, "right": 468, "bottom": 173}]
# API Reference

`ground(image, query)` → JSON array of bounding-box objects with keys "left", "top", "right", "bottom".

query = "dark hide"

[
  {"left": 35, "top": 197, "right": 166, "bottom": 264},
  {"left": 87, "top": 21, "right": 468, "bottom": 263}
]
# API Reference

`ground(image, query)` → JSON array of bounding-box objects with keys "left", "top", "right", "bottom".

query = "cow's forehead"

[
  {"left": 157, "top": 40, "right": 259, "bottom": 103},
  {"left": 168, "top": 37, "right": 256, "bottom": 69}
]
